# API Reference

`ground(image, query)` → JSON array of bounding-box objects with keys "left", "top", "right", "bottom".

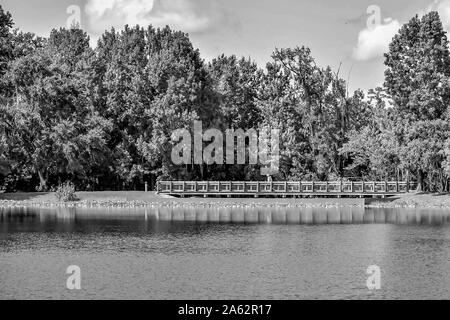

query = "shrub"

[{"left": 55, "top": 182, "right": 77, "bottom": 202}]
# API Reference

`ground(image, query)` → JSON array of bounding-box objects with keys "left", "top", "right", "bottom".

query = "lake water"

[{"left": 1, "top": 205, "right": 450, "bottom": 300}]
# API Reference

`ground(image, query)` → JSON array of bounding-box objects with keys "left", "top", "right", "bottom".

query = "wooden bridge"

[{"left": 157, "top": 181, "right": 417, "bottom": 198}]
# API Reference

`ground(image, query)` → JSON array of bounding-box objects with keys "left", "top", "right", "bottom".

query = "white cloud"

[
  {"left": 352, "top": 19, "right": 401, "bottom": 61},
  {"left": 85, "top": 0, "right": 224, "bottom": 35},
  {"left": 428, "top": 0, "right": 450, "bottom": 31},
  {"left": 353, "top": 0, "right": 450, "bottom": 61}
]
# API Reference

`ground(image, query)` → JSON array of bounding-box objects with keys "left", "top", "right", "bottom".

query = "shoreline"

[{"left": 0, "top": 192, "right": 450, "bottom": 209}]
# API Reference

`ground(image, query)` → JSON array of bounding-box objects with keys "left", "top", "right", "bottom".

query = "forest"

[{"left": 0, "top": 5, "right": 449, "bottom": 192}]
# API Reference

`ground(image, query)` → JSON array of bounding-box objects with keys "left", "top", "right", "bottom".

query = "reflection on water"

[
  {"left": 1, "top": 206, "right": 450, "bottom": 300},
  {"left": 1, "top": 205, "right": 450, "bottom": 227}
]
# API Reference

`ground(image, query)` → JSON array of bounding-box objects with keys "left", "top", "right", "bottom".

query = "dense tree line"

[{"left": 0, "top": 6, "right": 449, "bottom": 192}]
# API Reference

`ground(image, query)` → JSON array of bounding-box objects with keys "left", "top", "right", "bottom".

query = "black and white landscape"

[{"left": 1, "top": 0, "right": 450, "bottom": 302}]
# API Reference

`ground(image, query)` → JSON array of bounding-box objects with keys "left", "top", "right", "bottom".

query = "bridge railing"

[{"left": 157, "top": 181, "right": 417, "bottom": 194}]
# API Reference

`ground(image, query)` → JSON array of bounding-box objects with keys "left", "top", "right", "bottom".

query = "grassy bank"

[
  {"left": 0, "top": 191, "right": 364, "bottom": 208},
  {"left": 0, "top": 191, "right": 173, "bottom": 208},
  {"left": 367, "top": 193, "right": 450, "bottom": 208},
  {"left": 0, "top": 191, "right": 170, "bottom": 202},
  {"left": 0, "top": 192, "right": 449, "bottom": 209}
]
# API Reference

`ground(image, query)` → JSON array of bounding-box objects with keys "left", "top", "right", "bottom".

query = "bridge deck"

[{"left": 157, "top": 181, "right": 416, "bottom": 198}]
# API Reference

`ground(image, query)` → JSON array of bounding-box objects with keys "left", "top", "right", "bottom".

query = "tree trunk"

[
  {"left": 417, "top": 170, "right": 425, "bottom": 192},
  {"left": 37, "top": 169, "right": 47, "bottom": 192}
]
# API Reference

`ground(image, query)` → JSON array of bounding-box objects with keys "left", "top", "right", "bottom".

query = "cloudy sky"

[{"left": 2, "top": 0, "right": 450, "bottom": 92}]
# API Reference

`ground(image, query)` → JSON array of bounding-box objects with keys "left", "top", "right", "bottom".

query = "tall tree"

[
  {"left": 384, "top": 11, "right": 450, "bottom": 122},
  {"left": 5, "top": 27, "right": 111, "bottom": 191},
  {"left": 383, "top": 11, "right": 450, "bottom": 190},
  {"left": 138, "top": 26, "right": 211, "bottom": 182},
  {"left": 259, "top": 46, "right": 369, "bottom": 180},
  {"left": 205, "top": 55, "right": 262, "bottom": 180},
  {"left": 95, "top": 25, "right": 150, "bottom": 189},
  {"left": 0, "top": 5, "right": 13, "bottom": 78}
]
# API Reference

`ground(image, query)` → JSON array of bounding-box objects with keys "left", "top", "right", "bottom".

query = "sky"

[{"left": 2, "top": 0, "right": 450, "bottom": 92}]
